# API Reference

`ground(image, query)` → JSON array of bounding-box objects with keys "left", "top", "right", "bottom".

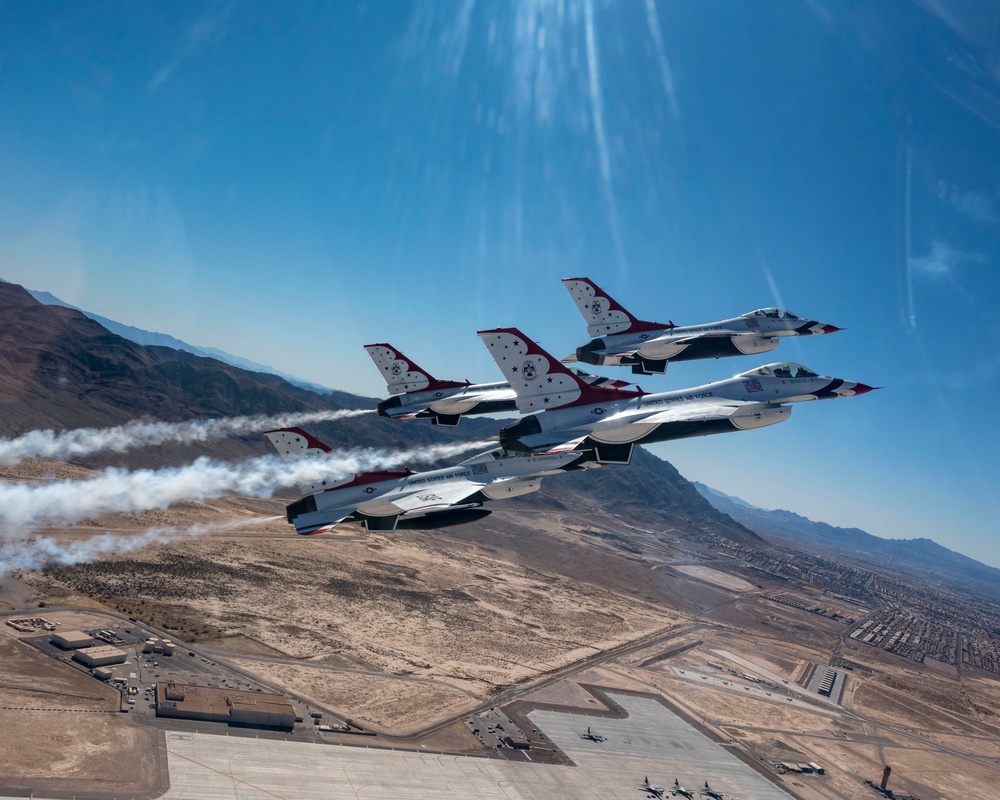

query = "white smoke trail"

[
  {"left": 0, "top": 408, "right": 373, "bottom": 465},
  {"left": 0, "top": 517, "right": 283, "bottom": 574},
  {"left": 0, "top": 439, "right": 493, "bottom": 533}
]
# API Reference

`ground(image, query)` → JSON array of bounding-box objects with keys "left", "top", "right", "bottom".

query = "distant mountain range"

[
  {"left": 694, "top": 482, "right": 1000, "bottom": 603},
  {"left": 21, "top": 286, "right": 336, "bottom": 395}
]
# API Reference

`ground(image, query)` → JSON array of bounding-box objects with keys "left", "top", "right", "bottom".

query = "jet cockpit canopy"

[
  {"left": 745, "top": 307, "right": 801, "bottom": 319},
  {"left": 738, "top": 362, "right": 819, "bottom": 379}
]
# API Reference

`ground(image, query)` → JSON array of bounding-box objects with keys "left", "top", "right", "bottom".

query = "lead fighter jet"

[
  {"left": 264, "top": 427, "right": 603, "bottom": 534},
  {"left": 366, "top": 342, "right": 631, "bottom": 426},
  {"left": 476, "top": 327, "right": 875, "bottom": 464},
  {"left": 563, "top": 277, "right": 840, "bottom": 375}
]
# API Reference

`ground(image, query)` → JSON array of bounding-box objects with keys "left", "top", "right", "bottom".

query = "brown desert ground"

[{"left": 3, "top": 459, "right": 1000, "bottom": 799}]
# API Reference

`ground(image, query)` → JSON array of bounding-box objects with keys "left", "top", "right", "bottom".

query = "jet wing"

[
  {"left": 600, "top": 331, "right": 736, "bottom": 359},
  {"left": 384, "top": 480, "right": 486, "bottom": 515},
  {"left": 639, "top": 399, "right": 751, "bottom": 424}
]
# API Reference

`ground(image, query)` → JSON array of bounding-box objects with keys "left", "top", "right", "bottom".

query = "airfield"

[{"left": 2, "top": 465, "right": 1000, "bottom": 799}]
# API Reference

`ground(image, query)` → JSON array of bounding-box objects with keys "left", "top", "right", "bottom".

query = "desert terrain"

[{"left": 3, "top": 457, "right": 1000, "bottom": 799}]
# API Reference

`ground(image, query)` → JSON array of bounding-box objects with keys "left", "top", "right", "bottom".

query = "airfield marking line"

[{"left": 165, "top": 745, "right": 291, "bottom": 800}]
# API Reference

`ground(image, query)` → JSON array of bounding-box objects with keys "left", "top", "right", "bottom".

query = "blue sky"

[{"left": 2, "top": 1, "right": 999, "bottom": 567}]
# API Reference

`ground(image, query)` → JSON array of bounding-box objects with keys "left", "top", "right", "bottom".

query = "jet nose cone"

[
  {"left": 850, "top": 382, "right": 878, "bottom": 396},
  {"left": 820, "top": 324, "right": 841, "bottom": 334}
]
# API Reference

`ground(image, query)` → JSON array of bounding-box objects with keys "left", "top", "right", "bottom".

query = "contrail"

[
  {"left": 643, "top": 0, "right": 681, "bottom": 120},
  {"left": 0, "top": 517, "right": 283, "bottom": 574},
  {"left": 0, "top": 408, "right": 373, "bottom": 465},
  {"left": 582, "top": 0, "right": 629, "bottom": 280},
  {"left": 0, "top": 439, "right": 493, "bottom": 533}
]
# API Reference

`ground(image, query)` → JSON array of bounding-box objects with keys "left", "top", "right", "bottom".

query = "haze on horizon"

[{"left": 1, "top": 1, "right": 998, "bottom": 569}]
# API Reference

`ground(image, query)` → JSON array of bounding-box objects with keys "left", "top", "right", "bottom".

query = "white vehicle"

[
  {"left": 477, "top": 327, "right": 874, "bottom": 464},
  {"left": 563, "top": 277, "right": 840, "bottom": 374}
]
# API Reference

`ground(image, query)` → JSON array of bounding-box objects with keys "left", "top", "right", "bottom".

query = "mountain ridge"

[
  {"left": 22, "top": 286, "right": 335, "bottom": 395},
  {"left": 693, "top": 481, "right": 1000, "bottom": 603}
]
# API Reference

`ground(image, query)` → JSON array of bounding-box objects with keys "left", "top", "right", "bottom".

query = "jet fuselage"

[
  {"left": 285, "top": 448, "right": 597, "bottom": 534},
  {"left": 577, "top": 311, "right": 838, "bottom": 373},
  {"left": 498, "top": 364, "right": 872, "bottom": 458},
  {"left": 377, "top": 381, "right": 515, "bottom": 425}
]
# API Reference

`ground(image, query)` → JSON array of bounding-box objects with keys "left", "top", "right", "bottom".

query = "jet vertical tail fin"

[
  {"left": 562, "top": 277, "right": 672, "bottom": 338},
  {"left": 264, "top": 426, "right": 412, "bottom": 496},
  {"left": 364, "top": 343, "right": 468, "bottom": 395},
  {"left": 477, "top": 327, "right": 641, "bottom": 413}
]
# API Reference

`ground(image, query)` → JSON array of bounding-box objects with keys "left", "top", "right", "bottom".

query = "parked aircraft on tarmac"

[
  {"left": 562, "top": 277, "right": 840, "bottom": 375},
  {"left": 638, "top": 776, "right": 667, "bottom": 798},
  {"left": 366, "top": 342, "right": 631, "bottom": 426},
  {"left": 580, "top": 726, "right": 606, "bottom": 742},
  {"left": 476, "top": 327, "right": 875, "bottom": 464},
  {"left": 264, "top": 427, "right": 602, "bottom": 534},
  {"left": 701, "top": 781, "right": 725, "bottom": 799},
  {"left": 672, "top": 778, "right": 695, "bottom": 799}
]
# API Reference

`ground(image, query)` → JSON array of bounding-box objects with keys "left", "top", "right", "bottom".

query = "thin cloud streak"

[
  {"left": 643, "top": 0, "right": 682, "bottom": 120},
  {"left": 909, "top": 239, "right": 986, "bottom": 278},
  {"left": 583, "top": 0, "right": 628, "bottom": 279},
  {"left": 149, "top": 1, "right": 236, "bottom": 92}
]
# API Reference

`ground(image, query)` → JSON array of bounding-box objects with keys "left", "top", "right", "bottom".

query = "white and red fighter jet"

[
  {"left": 477, "top": 327, "right": 875, "bottom": 465},
  {"left": 562, "top": 277, "right": 841, "bottom": 375}
]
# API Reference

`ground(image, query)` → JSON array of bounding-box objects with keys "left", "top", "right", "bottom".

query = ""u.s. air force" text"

[{"left": 641, "top": 391, "right": 714, "bottom": 407}]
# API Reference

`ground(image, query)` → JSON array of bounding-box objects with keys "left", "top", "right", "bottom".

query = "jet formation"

[{"left": 267, "top": 278, "right": 874, "bottom": 534}]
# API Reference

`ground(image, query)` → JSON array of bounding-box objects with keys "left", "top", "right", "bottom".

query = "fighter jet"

[
  {"left": 264, "top": 426, "right": 602, "bottom": 534},
  {"left": 563, "top": 277, "right": 841, "bottom": 375},
  {"left": 701, "top": 781, "right": 725, "bottom": 800},
  {"left": 366, "top": 342, "right": 631, "bottom": 426},
  {"left": 638, "top": 776, "right": 667, "bottom": 798},
  {"left": 672, "top": 779, "right": 695, "bottom": 799},
  {"left": 580, "top": 726, "right": 606, "bottom": 742},
  {"left": 476, "top": 327, "right": 875, "bottom": 464}
]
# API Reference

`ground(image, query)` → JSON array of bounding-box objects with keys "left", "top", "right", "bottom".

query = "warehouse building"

[
  {"left": 156, "top": 682, "right": 295, "bottom": 731},
  {"left": 73, "top": 645, "right": 128, "bottom": 668},
  {"left": 51, "top": 630, "right": 94, "bottom": 650}
]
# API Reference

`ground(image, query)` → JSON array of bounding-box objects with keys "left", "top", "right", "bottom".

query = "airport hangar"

[{"left": 0, "top": 689, "right": 796, "bottom": 800}]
